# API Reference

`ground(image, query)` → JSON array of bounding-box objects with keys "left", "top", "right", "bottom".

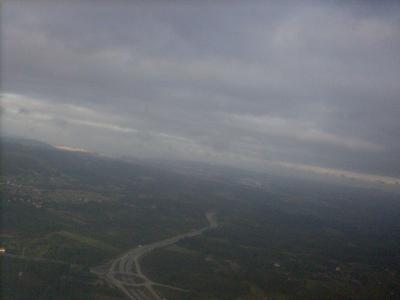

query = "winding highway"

[{"left": 93, "top": 212, "right": 218, "bottom": 300}]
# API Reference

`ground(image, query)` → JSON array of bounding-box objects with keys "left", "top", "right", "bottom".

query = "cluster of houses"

[{"left": 3, "top": 177, "right": 44, "bottom": 208}]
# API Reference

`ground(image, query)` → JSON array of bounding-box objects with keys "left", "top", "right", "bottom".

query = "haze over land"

[
  {"left": 2, "top": 1, "right": 400, "bottom": 186},
  {"left": 3, "top": 138, "right": 400, "bottom": 299}
]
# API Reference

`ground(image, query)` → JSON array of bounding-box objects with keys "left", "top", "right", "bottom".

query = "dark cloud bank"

[{"left": 2, "top": 1, "right": 400, "bottom": 185}]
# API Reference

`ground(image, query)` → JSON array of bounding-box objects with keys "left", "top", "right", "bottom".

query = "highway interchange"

[{"left": 95, "top": 212, "right": 218, "bottom": 300}]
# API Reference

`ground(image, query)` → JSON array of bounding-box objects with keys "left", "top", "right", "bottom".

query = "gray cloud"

[{"left": 2, "top": 1, "right": 400, "bottom": 183}]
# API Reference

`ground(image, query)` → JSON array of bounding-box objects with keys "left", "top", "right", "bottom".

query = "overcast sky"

[{"left": 2, "top": 1, "right": 400, "bottom": 185}]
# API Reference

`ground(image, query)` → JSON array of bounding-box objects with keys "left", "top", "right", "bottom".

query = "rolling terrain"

[{"left": 1, "top": 138, "right": 400, "bottom": 299}]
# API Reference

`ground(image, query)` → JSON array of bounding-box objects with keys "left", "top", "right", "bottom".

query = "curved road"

[{"left": 94, "top": 212, "right": 218, "bottom": 300}]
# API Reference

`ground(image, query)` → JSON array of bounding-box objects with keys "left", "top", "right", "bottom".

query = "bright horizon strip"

[
  {"left": 277, "top": 161, "right": 400, "bottom": 186},
  {"left": 53, "top": 141, "right": 400, "bottom": 187}
]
